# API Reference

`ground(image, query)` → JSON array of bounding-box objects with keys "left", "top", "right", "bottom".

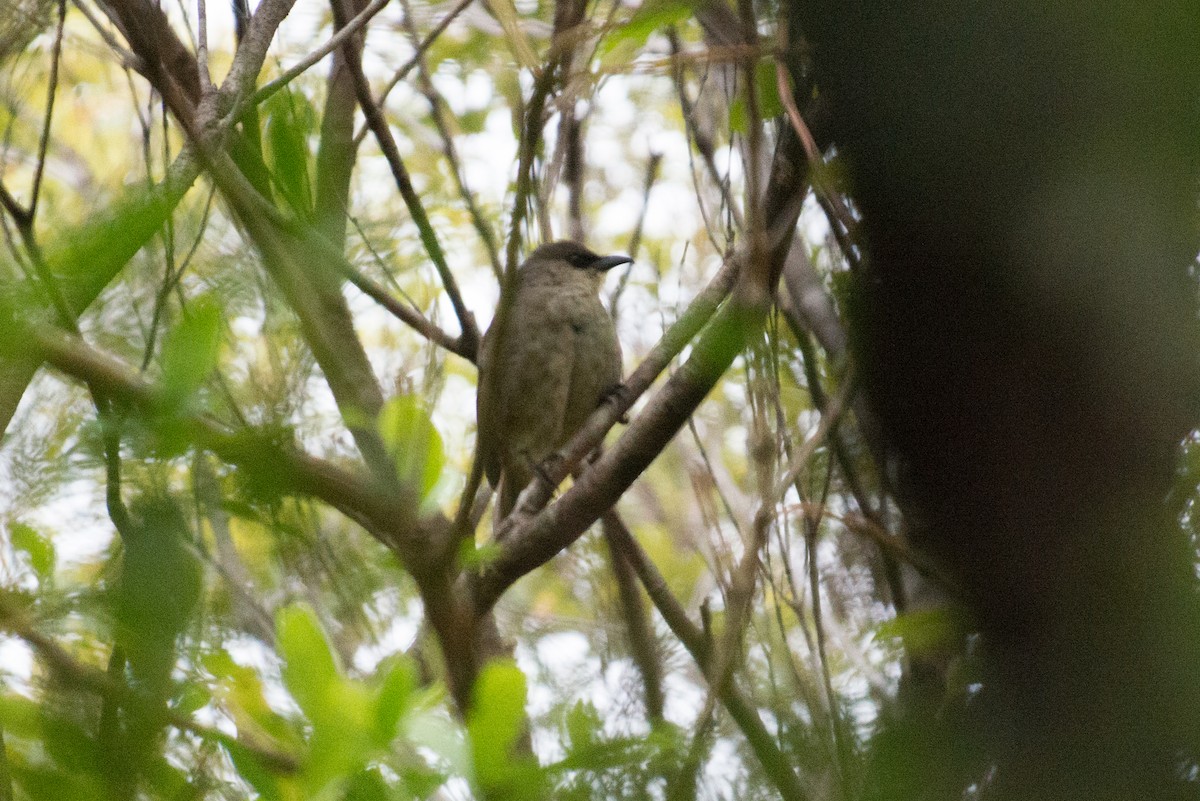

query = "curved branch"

[
  {"left": 12, "top": 322, "right": 430, "bottom": 556},
  {"left": 252, "top": 0, "right": 391, "bottom": 107},
  {"left": 332, "top": 0, "right": 480, "bottom": 356}
]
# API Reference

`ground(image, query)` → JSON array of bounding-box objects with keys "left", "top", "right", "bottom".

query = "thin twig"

[
  {"left": 667, "top": 29, "right": 744, "bottom": 235},
  {"left": 0, "top": 597, "right": 299, "bottom": 773},
  {"left": 0, "top": 183, "right": 27, "bottom": 227},
  {"left": 606, "top": 514, "right": 811, "bottom": 801},
  {"left": 503, "top": 65, "right": 557, "bottom": 275},
  {"left": 600, "top": 510, "right": 664, "bottom": 724},
  {"left": 397, "top": 0, "right": 502, "bottom": 280},
  {"left": 609, "top": 151, "right": 661, "bottom": 318},
  {"left": 196, "top": 0, "right": 214, "bottom": 94},
  {"left": 772, "top": 365, "right": 854, "bottom": 501},
  {"left": 340, "top": 259, "right": 473, "bottom": 359},
  {"left": 802, "top": 458, "right": 849, "bottom": 786},
  {"left": 353, "top": 0, "right": 477, "bottom": 145},
  {"left": 12, "top": 321, "right": 429, "bottom": 552},
  {"left": 71, "top": 0, "right": 139, "bottom": 65},
  {"left": 332, "top": 0, "right": 480, "bottom": 352},
  {"left": 28, "top": 0, "right": 66, "bottom": 219},
  {"left": 774, "top": 61, "right": 859, "bottom": 270},
  {"left": 252, "top": 0, "right": 391, "bottom": 107},
  {"left": 218, "top": 0, "right": 301, "bottom": 114}
]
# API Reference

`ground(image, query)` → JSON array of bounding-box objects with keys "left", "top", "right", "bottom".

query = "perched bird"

[{"left": 477, "top": 241, "right": 631, "bottom": 520}]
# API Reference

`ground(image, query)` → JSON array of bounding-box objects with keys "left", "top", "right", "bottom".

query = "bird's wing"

[
  {"left": 494, "top": 316, "right": 575, "bottom": 518},
  {"left": 505, "top": 318, "right": 572, "bottom": 466},
  {"left": 562, "top": 312, "right": 622, "bottom": 438}
]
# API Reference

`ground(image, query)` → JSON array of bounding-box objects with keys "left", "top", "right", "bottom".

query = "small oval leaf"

[
  {"left": 159, "top": 296, "right": 222, "bottom": 410},
  {"left": 378, "top": 395, "right": 445, "bottom": 501},
  {"left": 10, "top": 522, "right": 55, "bottom": 580},
  {"left": 277, "top": 604, "right": 340, "bottom": 720}
]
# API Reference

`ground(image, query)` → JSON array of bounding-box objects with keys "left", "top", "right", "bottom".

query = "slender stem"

[
  {"left": 397, "top": 0, "right": 502, "bottom": 280},
  {"left": 332, "top": 0, "right": 480, "bottom": 351},
  {"left": 354, "top": 0, "right": 477, "bottom": 145},
  {"left": 606, "top": 513, "right": 811, "bottom": 801},
  {"left": 29, "top": 0, "right": 66, "bottom": 219},
  {"left": 196, "top": 0, "right": 214, "bottom": 94},
  {"left": 252, "top": 0, "right": 391, "bottom": 107}
]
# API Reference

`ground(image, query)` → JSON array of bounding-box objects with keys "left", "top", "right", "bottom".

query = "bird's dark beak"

[{"left": 592, "top": 254, "right": 634, "bottom": 272}]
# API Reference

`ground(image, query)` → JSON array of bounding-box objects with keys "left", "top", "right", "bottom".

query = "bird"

[{"left": 476, "top": 240, "right": 631, "bottom": 521}]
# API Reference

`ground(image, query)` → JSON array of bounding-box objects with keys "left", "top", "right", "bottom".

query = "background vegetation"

[{"left": 0, "top": 1, "right": 1197, "bottom": 800}]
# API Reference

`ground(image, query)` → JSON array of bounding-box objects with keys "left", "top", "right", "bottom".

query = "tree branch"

[
  {"left": 478, "top": 123, "right": 817, "bottom": 595},
  {"left": 355, "top": 0, "right": 477, "bottom": 145},
  {"left": 7, "top": 321, "right": 433, "bottom": 559},
  {"left": 252, "top": 0, "right": 390, "bottom": 107},
  {"left": 332, "top": 0, "right": 480, "bottom": 355},
  {"left": 398, "top": 0, "right": 503, "bottom": 280},
  {"left": 0, "top": 595, "right": 300, "bottom": 774},
  {"left": 605, "top": 511, "right": 812, "bottom": 801}
]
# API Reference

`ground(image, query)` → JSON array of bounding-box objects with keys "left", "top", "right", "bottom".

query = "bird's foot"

[
  {"left": 600, "top": 382, "right": 631, "bottom": 424},
  {"left": 531, "top": 453, "right": 565, "bottom": 490}
]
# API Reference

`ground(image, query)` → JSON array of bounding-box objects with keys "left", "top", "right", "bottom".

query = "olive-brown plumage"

[{"left": 477, "top": 241, "right": 629, "bottom": 519}]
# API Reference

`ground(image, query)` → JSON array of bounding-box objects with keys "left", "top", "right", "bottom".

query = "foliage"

[{"left": 0, "top": 0, "right": 1194, "bottom": 800}]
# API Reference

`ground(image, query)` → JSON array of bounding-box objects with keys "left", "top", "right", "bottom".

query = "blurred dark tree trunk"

[{"left": 791, "top": 3, "right": 1200, "bottom": 799}]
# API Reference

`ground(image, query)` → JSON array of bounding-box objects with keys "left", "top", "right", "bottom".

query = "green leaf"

[
  {"left": 264, "top": 90, "right": 315, "bottom": 219},
  {"left": 876, "top": 607, "right": 969, "bottom": 658},
  {"left": 457, "top": 539, "right": 500, "bottom": 570},
  {"left": 223, "top": 739, "right": 284, "bottom": 801},
  {"left": 304, "top": 679, "right": 375, "bottom": 796},
  {"left": 756, "top": 59, "right": 784, "bottom": 121},
  {"left": 203, "top": 649, "right": 295, "bottom": 744},
  {"left": 729, "top": 61, "right": 785, "bottom": 134},
  {"left": 405, "top": 707, "right": 469, "bottom": 777},
  {"left": 159, "top": 295, "right": 222, "bottom": 410},
  {"left": 467, "top": 661, "right": 545, "bottom": 799},
  {"left": 601, "top": 0, "right": 694, "bottom": 55},
  {"left": 564, "top": 701, "right": 600, "bottom": 751},
  {"left": 459, "top": 108, "right": 489, "bottom": 135},
  {"left": 41, "top": 714, "right": 100, "bottom": 775},
  {"left": 172, "top": 682, "right": 212, "bottom": 717},
  {"left": 377, "top": 395, "right": 445, "bottom": 501},
  {"left": 9, "top": 522, "right": 55, "bottom": 580},
  {"left": 344, "top": 768, "right": 392, "bottom": 801},
  {"left": 277, "top": 603, "right": 340, "bottom": 721},
  {"left": 373, "top": 657, "right": 417, "bottom": 746},
  {"left": 116, "top": 493, "right": 203, "bottom": 694},
  {"left": 0, "top": 694, "right": 45, "bottom": 739},
  {"left": 17, "top": 765, "right": 107, "bottom": 801},
  {"left": 44, "top": 172, "right": 197, "bottom": 316}
]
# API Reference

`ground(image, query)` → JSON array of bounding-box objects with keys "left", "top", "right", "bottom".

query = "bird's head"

[{"left": 525, "top": 241, "right": 633, "bottom": 288}]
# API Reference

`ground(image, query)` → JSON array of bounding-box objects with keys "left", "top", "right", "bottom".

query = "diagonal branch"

[
  {"left": 354, "top": 0, "right": 477, "bottom": 146},
  {"left": 471, "top": 117, "right": 816, "bottom": 614},
  {"left": 398, "top": 0, "right": 503, "bottom": 280},
  {"left": 605, "top": 512, "right": 811, "bottom": 801},
  {"left": 27, "top": 0, "right": 66, "bottom": 220},
  {"left": 332, "top": 0, "right": 480, "bottom": 355},
  {"left": 102, "top": 0, "right": 400, "bottom": 480},
  {"left": 0, "top": 148, "right": 203, "bottom": 439},
  {"left": 9, "top": 319, "right": 434, "bottom": 558},
  {"left": 252, "top": 0, "right": 391, "bottom": 107},
  {"left": 0, "top": 594, "right": 299, "bottom": 774}
]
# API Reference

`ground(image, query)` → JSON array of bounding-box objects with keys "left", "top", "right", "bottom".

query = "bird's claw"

[{"left": 600, "top": 382, "right": 631, "bottom": 424}]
